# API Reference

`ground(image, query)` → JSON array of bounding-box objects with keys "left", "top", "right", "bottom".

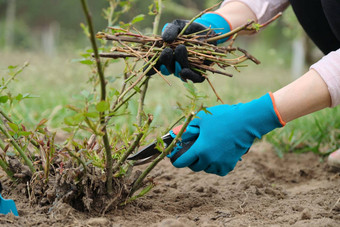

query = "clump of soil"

[
  {"left": 5, "top": 157, "right": 133, "bottom": 215},
  {"left": 1, "top": 141, "right": 339, "bottom": 226}
]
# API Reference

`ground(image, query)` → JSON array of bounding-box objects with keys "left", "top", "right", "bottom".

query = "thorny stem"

[
  {"left": 0, "top": 138, "right": 14, "bottom": 178},
  {"left": 107, "top": 76, "right": 149, "bottom": 125},
  {"left": 0, "top": 62, "right": 29, "bottom": 94},
  {"left": 117, "top": 55, "right": 160, "bottom": 104},
  {"left": 80, "top": 0, "right": 113, "bottom": 194},
  {"left": 136, "top": 0, "right": 163, "bottom": 126},
  {"left": 0, "top": 109, "right": 40, "bottom": 148},
  {"left": 152, "top": 0, "right": 162, "bottom": 35},
  {"left": 112, "top": 115, "right": 153, "bottom": 174},
  {"left": 0, "top": 119, "right": 35, "bottom": 173},
  {"left": 206, "top": 20, "right": 254, "bottom": 43},
  {"left": 191, "top": 63, "right": 233, "bottom": 77},
  {"left": 206, "top": 77, "right": 224, "bottom": 104},
  {"left": 80, "top": 0, "right": 106, "bottom": 103},
  {"left": 67, "top": 149, "right": 88, "bottom": 175},
  {"left": 237, "top": 47, "right": 261, "bottom": 64},
  {"left": 110, "top": 60, "right": 135, "bottom": 111},
  {"left": 178, "top": 1, "right": 222, "bottom": 37},
  {"left": 0, "top": 159, "right": 13, "bottom": 179},
  {"left": 130, "top": 111, "right": 196, "bottom": 196},
  {"left": 0, "top": 138, "right": 6, "bottom": 150},
  {"left": 164, "top": 116, "right": 185, "bottom": 135},
  {"left": 98, "top": 33, "right": 162, "bottom": 44},
  {"left": 0, "top": 110, "right": 12, "bottom": 123},
  {"left": 119, "top": 40, "right": 170, "bottom": 85},
  {"left": 259, "top": 12, "right": 282, "bottom": 29},
  {"left": 137, "top": 77, "right": 150, "bottom": 126},
  {"left": 107, "top": 0, "right": 116, "bottom": 27}
]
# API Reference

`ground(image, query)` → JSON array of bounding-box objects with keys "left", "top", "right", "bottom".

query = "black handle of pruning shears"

[
  {"left": 169, "top": 140, "right": 195, "bottom": 163},
  {"left": 127, "top": 125, "right": 196, "bottom": 165}
]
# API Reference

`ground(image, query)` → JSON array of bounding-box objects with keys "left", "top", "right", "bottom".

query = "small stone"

[
  {"left": 196, "top": 187, "right": 204, "bottom": 193},
  {"left": 86, "top": 217, "right": 110, "bottom": 226},
  {"left": 292, "top": 205, "right": 303, "bottom": 212},
  {"left": 251, "top": 179, "right": 264, "bottom": 188},
  {"left": 300, "top": 209, "right": 312, "bottom": 220}
]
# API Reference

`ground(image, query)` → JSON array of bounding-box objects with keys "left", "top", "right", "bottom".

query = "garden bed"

[{"left": 1, "top": 141, "right": 339, "bottom": 226}]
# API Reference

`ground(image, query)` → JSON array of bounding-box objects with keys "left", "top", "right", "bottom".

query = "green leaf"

[
  {"left": 8, "top": 65, "right": 18, "bottom": 70},
  {"left": 72, "top": 58, "right": 93, "bottom": 65},
  {"left": 80, "top": 23, "right": 90, "bottom": 37},
  {"left": 84, "top": 112, "right": 99, "bottom": 118},
  {"left": 15, "top": 93, "right": 39, "bottom": 101},
  {"left": 80, "top": 59, "right": 93, "bottom": 65},
  {"left": 64, "top": 117, "right": 74, "bottom": 126},
  {"left": 81, "top": 53, "right": 91, "bottom": 58},
  {"left": 96, "top": 101, "right": 110, "bottom": 112},
  {"left": 18, "top": 131, "right": 32, "bottom": 136},
  {"left": 0, "top": 96, "right": 9, "bottom": 103},
  {"left": 131, "top": 14, "right": 145, "bottom": 24},
  {"left": 155, "top": 136, "right": 165, "bottom": 152},
  {"left": 15, "top": 93, "right": 23, "bottom": 101},
  {"left": 148, "top": 4, "right": 156, "bottom": 15},
  {"left": 73, "top": 113, "right": 85, "bottom": 123},
  {"left": 8, "top": 122, "right": 19, "bottom": 132},
  {"left": 62, "top": 127, "right": 73, "bottom": 133},
  {"left": 64, "top": 113, "right": 84, "bottom": 126}
]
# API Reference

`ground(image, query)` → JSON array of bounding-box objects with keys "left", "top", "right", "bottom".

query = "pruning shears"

[{"left": 127, "top": 125, "right": 196, "bottom": 165}]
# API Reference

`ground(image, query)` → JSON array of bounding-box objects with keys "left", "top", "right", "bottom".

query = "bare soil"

[{"left": 1, "top": 142, "right": 339, "bottom": 227}]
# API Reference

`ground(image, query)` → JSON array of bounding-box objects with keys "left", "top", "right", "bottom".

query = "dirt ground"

[{"left": 0, "top": 141, "right": 339, "bottom": 227}]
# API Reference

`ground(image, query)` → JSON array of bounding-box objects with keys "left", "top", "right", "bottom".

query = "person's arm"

[
  {"left": 219, "top": 0, "right": 290, "bottom": 25},
  {"left": 276, "top": 49, "right": 340, "bottom": 122},
  {"left": 274, "top": 70, "right": 331, "bottom": 122},
  {"left": 215, "top": 1, "right": 257, "bottom": 33}
]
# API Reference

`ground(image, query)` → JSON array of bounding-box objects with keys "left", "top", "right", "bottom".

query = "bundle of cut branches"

[{"left": 96, "top": 6, "right": 281, "bottom": 82}]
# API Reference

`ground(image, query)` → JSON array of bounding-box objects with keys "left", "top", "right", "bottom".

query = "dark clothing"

[{"left": 289, "top": 0, "right": 340, "bottom": 54}]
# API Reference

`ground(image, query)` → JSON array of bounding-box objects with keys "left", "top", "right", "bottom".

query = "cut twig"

[
  {"left": 97, "top": 19, "right": 264, "bottom": 79},
  {"left": 206, "top": 77, "right": 224, "bottom": 104},
  {"left": 178, "top": 1, "right": 222, "bottom": 37}
]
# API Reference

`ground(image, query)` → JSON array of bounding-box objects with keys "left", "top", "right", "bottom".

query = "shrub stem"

[
  {"left": 80, "top": 0, "right": 113, "bottom": 194},
  {"left": 0, "top": 120, "right": 35, "bottom": 173},
  {"left": 130, "top": 112, "right": 195, "bottom": 195},
  {"left": 112, "top": 115, "right": 153, "bottom": 174}
]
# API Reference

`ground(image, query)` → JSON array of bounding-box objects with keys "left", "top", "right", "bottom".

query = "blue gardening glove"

[
  {"left": 146, "top": 12, "right": 232, "bottom": 83},
  {"left": 168, "top": 93, "right": 286, "bottom": 176}
]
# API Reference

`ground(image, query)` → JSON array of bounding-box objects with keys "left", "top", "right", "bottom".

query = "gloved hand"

[
  {"left": 168, "top": 93, "right": 286, "bottom": 176},
  {"left": 146, "top": 12, "right": 232, "bottom": 83}
]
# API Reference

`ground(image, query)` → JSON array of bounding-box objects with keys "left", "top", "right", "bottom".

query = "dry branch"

[{"left": 97, "top": 19, "right": 263, "bottom": 79}]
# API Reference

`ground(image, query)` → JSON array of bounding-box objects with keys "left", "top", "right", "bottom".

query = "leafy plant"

[
  {"left": 266, "top": 107, "right": 340, "bottom": 158},
  {"left": 0, "top": 0, "right": 263, "bottom": 213}
]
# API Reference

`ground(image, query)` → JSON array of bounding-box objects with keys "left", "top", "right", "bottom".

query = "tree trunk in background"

[
  {"left": 291, "top": 32, "right": 322, "bottom": 79},
  {"left": 291, "top": 37, "right": 305, "bottom": 79},
  {"left": 304, "top": 34, "right": 315, "bottom": 67},
  {"left": 5, "top": 0, "right": 16, "bottom": 51},
  {"left": 42, "top": 22, "right": 60, "bottom": 57}
]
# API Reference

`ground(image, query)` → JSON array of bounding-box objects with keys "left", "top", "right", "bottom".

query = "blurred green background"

[{"left": 0, "top": 0, "right": 338, "bottom": 156}]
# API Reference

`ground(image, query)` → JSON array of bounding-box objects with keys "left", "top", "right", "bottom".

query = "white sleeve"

[
  {"left": 221, "top": 0, "right": 290, "bottom": 24},
  {"left": 310, "top": 49, "right": 340, "bottom": 108}
]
